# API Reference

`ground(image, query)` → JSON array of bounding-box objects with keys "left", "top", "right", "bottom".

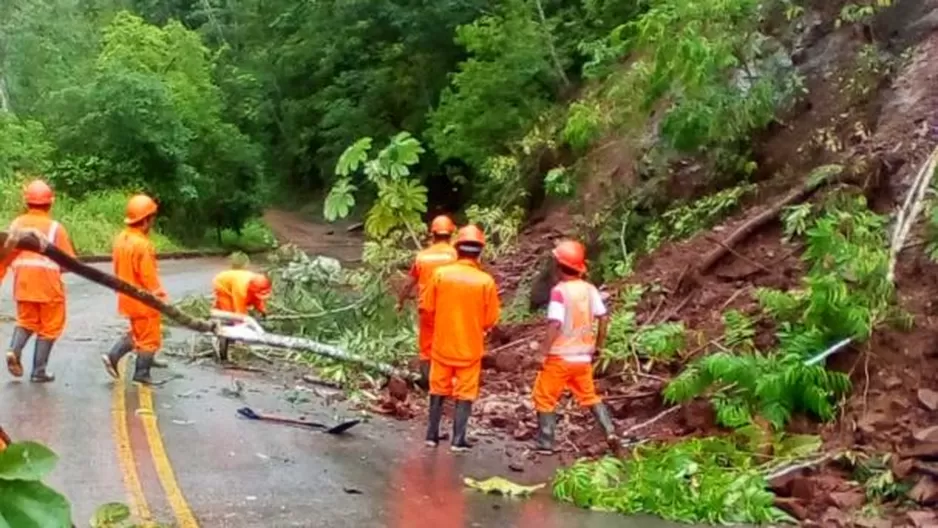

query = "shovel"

[{"left": 236, "top": 407, "right": 360, "bottom": 435}]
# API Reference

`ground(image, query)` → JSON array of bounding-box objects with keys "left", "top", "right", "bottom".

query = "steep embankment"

[{"left": 375, "top": 1, "right": 938, "bottom": 525}]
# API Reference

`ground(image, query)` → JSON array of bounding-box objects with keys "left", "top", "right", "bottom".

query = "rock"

[
  {"left": 858, "top": 411, "right": 890, "bottom": 434},
  {"left": 909, "top": 476, "right": 938, "bottom": 505},
  {"left": 893, "top": 457, "right": 916, "bottom": 479},
  {"left": 853, "top": 518, "right": 891, "bottom": 528},
  {"left": 490, "top": 416, "right": 509, "bottom": 429},
  {"left": 918, "top": 388, "right": 938, "bottom": 411},
  {"left": 827, "top": 490, "right": 865, "bottom": 510},
  {"left": 769, "top": 469, "right": 803, "bottom": 496},
  {"left": 884, "top": 376, "right": 903, "bottom": 389},
  {"left": 387, "top": 377, "right": 409, "bottom": 401},
  {"left": 819, "top": 506, "right": 849, "bottom": 527},
  {"left": 508, "top": 463, "right": 524, "bottom": 473},
  {"left": 494, "top": 351, "right": 523, "bottom": 373},
  {"left": 901, "top": 443, "right": 938, "bottom": 460},
  {"left": 907, "top": 510, "right": 938, "bottom": 528},
  {"left": 772, "top": 497, "right": 808, "bottom": 520},
  {"left": 790, "top": 476, "right": 818, "bottom": 501},
  {"left": 512, "top": 426, "right": 534, "bottom": 441},
  {"left": 914, "top": 426, "right": 938, "bottom": 444}
]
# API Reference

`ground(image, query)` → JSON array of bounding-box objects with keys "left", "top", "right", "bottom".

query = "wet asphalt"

[{"left": 0, "top": 258, "right": 687, "bottom": 527}]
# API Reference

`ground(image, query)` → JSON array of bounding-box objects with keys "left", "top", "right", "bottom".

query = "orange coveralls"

[
  {"left": 532, "top": 278, "right": 607, "bottom": 412},
  {"left": 113, "top": 227, "right": 166, "bottom": 354},
  {"left": 213, "top": 269, "right": 267, "bottom": 315},
  {"left": 409, "top": 242, "right": 457, "bottom": 360},
  {"left": 422, "top": 259, "right": 500, "bottom": 401},
  {"left": 0, "top": 209, "right": 76, "bottom": 339}
]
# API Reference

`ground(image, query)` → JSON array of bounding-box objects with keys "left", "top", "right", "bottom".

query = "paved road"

[{"left": 1, "top": 258, "right": 682, "bottom": 527}]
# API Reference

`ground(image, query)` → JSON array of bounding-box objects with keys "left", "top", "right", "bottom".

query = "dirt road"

[
  {"left": 0, "top": 258, "right": 684, "bottom": 527},
  {"left": 264, "top": 209, "right": 363, "bottom": 263}
]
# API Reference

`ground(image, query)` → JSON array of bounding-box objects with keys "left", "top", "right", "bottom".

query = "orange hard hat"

[
  {"left": 552, "top": 239, "right": 587, "bottom": 273},
  {"left": 455, "top": 225, "right": 486, "bottom": 248},
  {"left": 24, "top": 180, "right": 54, "bottom": 206},
  {"left": 124, "top": 194, "right": 158, "bottom": 225},
  {"left": 249, "top": 274, "right": 272, "bottom": 298},
  {"left": 430, "top": 215, "right": 456, "bottom": 235}
]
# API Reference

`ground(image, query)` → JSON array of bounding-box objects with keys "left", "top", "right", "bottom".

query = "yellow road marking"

[
  {"left": 111, "top": 359, "right": 151, "bottom": 521},
  {"left": 139, "top": 383, "right": 200, "bottom": 528}
]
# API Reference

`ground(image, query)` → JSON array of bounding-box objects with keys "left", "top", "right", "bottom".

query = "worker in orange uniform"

[
  {"left": 422, "top": 225, "right": 500, "bottom": 452},
  {"left": 1, "top": 180, "right": 76, "bottom": 382},
  {"left": 397, "top": 215, "right": 457, "bottom": 389},
  {"left": 532, "top": 239, "right": 618, "bottom": 454},
  {"left": 212, "top": 268, "right": 272, "bottom": 361},
  {"left": 100, "top": 194, "right": 168, "bottom": 385}
]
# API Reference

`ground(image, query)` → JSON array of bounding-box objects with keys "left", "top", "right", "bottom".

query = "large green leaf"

[
  {"left": 335, "top": 137, "right": 372, "bottom": 177},
  {"left": 0, "top": 480, "right": 71, "bottom": 528},
  {"left": 323, "top": 179, "right": 357, "bottom": 222},
  {"left": 0, "top": 442, "right": 57, "bottom": 482}
]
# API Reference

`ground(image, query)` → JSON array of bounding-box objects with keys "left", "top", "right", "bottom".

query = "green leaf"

[
  {"left": 0, "top": 480, "right": 71, "bottom": 528},
  {"left": 464, "top": 476, "right": 545, "bottom": 497},
  {"left": 775, "top": 434, "right": 822, "bottom": 459},
  {"left": 0, "top": 442, "right": 58, "bottom": 482},
  {"left": 323, "top": 179, "right": 357, "bottom": 222},
  {"left": 90, "top": 502, "right": 131, "bottom": 527},
  {"left": 335, "top": 137, "right": 373, "bottom": 177}
]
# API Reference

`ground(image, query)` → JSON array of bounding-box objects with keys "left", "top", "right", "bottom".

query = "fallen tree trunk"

[
  {"left": 1, "top": 230, "right": 419, "bottom": 383},
  {"left": 698, "top": 165, "right": 841, "bottom": 275},
  {"left": 0, "top": 231, "right": 214, "bottom": 332}
]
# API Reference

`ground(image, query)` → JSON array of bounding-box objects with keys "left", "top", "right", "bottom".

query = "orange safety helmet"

[
  {"left": 124, "top": 194, "right": 159, "bottom": 225},
  {"left": 455, "top": 225, "right": 486, "bottom": 248},
  {"left": 430, "top": 215, "right": 456, "bottom": 236},
  {"left": 24, "top": 179, "right": 54, "bottom": 206},
  {"left": 248, "top": 274, "right": 272, "bottom": 298},
  {"left": 552, "top": 239, "right": 587, "bottom": 274}
]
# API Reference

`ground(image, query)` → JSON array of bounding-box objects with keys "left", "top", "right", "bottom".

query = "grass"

[{"left": 0, "top": 179, "right": 276, "bottom": 256}]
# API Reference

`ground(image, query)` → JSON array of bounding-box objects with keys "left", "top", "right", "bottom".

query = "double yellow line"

[{"left": 110, "top": 359, "right": 199, "bottom": 527}]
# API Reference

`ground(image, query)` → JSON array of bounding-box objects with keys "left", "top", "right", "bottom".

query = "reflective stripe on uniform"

[
  {"left": 11, "top": 221, "right": 60, "bottom": 272},
  {"left": 548, "top": 280, "right": 595, "bottom": 363}
]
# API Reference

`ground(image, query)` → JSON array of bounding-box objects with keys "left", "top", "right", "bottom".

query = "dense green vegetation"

[{"left": 1, "top": 0, "right": 808, "bottom": 252}]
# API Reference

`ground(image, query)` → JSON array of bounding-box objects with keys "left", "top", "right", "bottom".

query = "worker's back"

[
  {"left": 412, "top": 242, "right": 457, "bottom": 303},
  {"left": 6, "top": 210, "right": 74, "bottom": 303},
  {"left": 426, "top": 260, "right": 500, "bottom": 367},
  {"left": 113, "top": 227, "right": 161, "bottom": 317}
]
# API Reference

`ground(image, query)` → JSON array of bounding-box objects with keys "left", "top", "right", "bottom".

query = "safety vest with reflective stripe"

[
  {"left": 549, "top": 280, "right": 598, "bottom": 363},
  {"left": 10, "top": 219, "right": 61, "bottom": 272}
]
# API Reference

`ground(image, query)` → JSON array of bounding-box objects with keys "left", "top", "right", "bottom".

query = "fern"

[
  {"left": 633, "top": 322, "right": 686, "bottom": 360},
  {"left": 722, "top": 310, "right": 755, "bottom": 352},
  {"left": 664, "top": 196, "right": 889, "bottom": 429},
  {"left": 755, "top": 287, "right": 803, "bottom": 321}
]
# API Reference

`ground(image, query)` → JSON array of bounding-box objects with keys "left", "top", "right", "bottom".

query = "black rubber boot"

[
  {"left": 102, "top": 334, "right": 133, "bottom": 379},
  {"left": 417, "top": 360, "right": 430, "bottom": 391},
  {"left": 132, "top": 353, "right": 156, "bottom": 385},
  {"left": 217, "top": 337, "right": 230, "bottom": 362},
  {"left": 425, "top": 395, "right": 444, "bottom": 447},
  {"left": 535, "top": 412, "right": 557, "bottom": 454},
  {"left": 591, "top": 403, "right": 620, "bottom": 453},
  {"left": 451, "top": 400, "right": 473, "bottom": 453},
  {"left": 30, "top": 339, "right": 56, "bottom": 383},
  {"left": 6, "top": 327, "right": 32, "bottom": 378}
]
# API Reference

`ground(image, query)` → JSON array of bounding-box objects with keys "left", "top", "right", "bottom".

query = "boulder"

[
  {"left": 917, "top": 388, "right": 938, "bottom": 411},
  {"left": 909, "top": 476, "right": 938, "bottom": 505}
]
